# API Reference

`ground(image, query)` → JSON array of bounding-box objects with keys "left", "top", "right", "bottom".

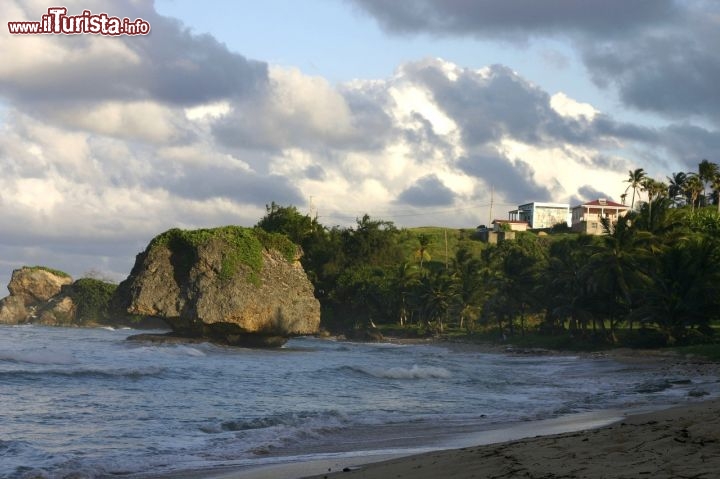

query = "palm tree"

[
  {"left": 667, "top": 172, "right": 687, "bottom": 206},
  {"left": 451, "top": 247, "right": 485, "bottom": 330},
  {"left": 684, "top": 173, "right": 704, "bottom": 211},
  {"left": 712, "top": 174, "right": 720, "bottom": 213},
  {"left": 409, "top": 270, "right": 457, "bottom": 334},
  {"left": 625, "top": 168, "right": 647, "bottom": 210},
  {"left": 394, "top": 262, "right": 420, "bottom": 325},
  {"left": 633, "top": 238, "right": 720, "bottom": 344},
  {"left": 414, "top": 234, "right": 431, "bottom": 271},
  {"left": 698, "top": 159, "right": 719, "bottom": 206},
  {"left": 640, "top": 178, "right": 667, "bottom": 229},
  {"left": 585, "top": 215, "right": 652, "bottom": 342}
]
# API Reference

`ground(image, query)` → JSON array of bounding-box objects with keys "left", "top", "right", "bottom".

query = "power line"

[{"left": 317, "top": 201, "right": 516, "bottom": 222}]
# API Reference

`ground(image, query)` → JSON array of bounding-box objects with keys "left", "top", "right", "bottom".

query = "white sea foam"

[
  {"left": 352, "top": 364, "right": 452, "bottom": 379},
  {"left": 176, "top": 345, "right": 206, "bottom": 357}
]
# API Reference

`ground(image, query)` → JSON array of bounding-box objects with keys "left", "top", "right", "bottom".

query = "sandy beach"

[
  {"left": 292, "top": 398, "right": 720, "bottom": 479},
  {"left": 187, "top": 347, "right": 720, "bottom": 479}
]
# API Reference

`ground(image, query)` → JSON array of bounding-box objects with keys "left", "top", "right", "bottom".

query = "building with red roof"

[{"left": 571, "top": 198, "right": 629, "bottom": 235}]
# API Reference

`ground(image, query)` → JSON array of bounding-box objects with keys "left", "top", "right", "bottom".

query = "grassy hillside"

[{"left": 400, "top": 227, "right": 485, "bottom": 268}]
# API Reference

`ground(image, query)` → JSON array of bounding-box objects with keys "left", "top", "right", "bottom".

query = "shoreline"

[
  {"left": 158, "top": 407, "right": 631, "bottom": 479},
  {"left": 147, "top": 338, "right": 720, "bottom": 479},
  {"left": 299, "top": 397, "right": 720, "bottom": 479},
  {"left": 159, "top": 399, "right": 720, "bottom": 479}
]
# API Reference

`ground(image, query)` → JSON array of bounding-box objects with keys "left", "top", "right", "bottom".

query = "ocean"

[{"left": 1, "top": 325, "right": 718, "bottom": 478}]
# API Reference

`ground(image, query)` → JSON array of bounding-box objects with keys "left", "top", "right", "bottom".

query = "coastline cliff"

[{"left": 113, "top": 226, "right": 321, "bottom": 347}]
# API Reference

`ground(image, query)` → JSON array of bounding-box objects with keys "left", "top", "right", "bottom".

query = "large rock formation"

[
  {"left": 115, "top": 226, "right": 320, "bottom": 347},
  {"left": 0, "top": 267, "right": 73, "bottom": 324},
  {"left": 0, "top": 267, "right": 161, "bottom": 327}
]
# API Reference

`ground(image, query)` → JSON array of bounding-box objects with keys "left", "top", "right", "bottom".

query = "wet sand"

[{"left": 297, "top": 398, "right": 720, "bottom": 479}]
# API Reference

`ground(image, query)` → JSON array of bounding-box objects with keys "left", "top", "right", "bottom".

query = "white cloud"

[
  {"left": 51, "top": 101, "right": 182, "bottom": 144},
  {"left": 550, "top": 92, "right": 598, "bottom": 121},
  {"left": 185, "top": 101, "right": 231, "bottom": 121}
]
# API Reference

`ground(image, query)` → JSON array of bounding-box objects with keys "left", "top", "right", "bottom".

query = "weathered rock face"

[
  {"left": 115, "top": 227, "right": 320, "bottom": 346},
  {"left": 7, "top": 267, "right": 73, "bottom": 305},
  {"left": 37, "top": 296, "right": 77, "bottom": 325},
  {"left": 0, "top": 267, "right": 73, "bottom": 324},
  {"left": 0, "top": 295, "right": 28, "bottom": 324}
]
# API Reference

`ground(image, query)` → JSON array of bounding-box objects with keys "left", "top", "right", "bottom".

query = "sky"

[{"left": 1, "top": 0, "right": 720, "bottom": 290}]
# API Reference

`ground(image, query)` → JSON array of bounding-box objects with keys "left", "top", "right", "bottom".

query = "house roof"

[
  {"left": 576, "top": 199, "right": 627, "bottom": 208},
  {"left": 492, "top": 219, "right": 529, "bottom": 224}
]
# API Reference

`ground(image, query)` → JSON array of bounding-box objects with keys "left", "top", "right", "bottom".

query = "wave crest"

[{"left": 347, "top": 364, "right": 452, "bottom": 379}]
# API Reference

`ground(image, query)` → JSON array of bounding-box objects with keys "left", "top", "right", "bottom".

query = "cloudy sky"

[{"left": 1, "top": 0, "right": 719, "bottom": 289}]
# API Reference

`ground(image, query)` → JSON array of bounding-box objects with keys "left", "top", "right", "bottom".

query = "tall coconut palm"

[
  {"left": 684, "top": 173, "right": 704, "bottom": 211},
  {"left": 698, "top": 159, "right": 719, "bottom": 206},
  {"left": 625, "top": 168, "right": 647, "bottom": 210},
  {"left": 667, "top": 172, "right": 687, "bottom": 206},
  {"left": 712, "top": 174, "right": 720, "bottom": 213},
  {"left": 451, "top": 247, "right": 485, "bottom": 330},
  {"left": 414, "top": 234, "right": 432, "bottom": 271},
  {"left": 587, "top": 215, "right": 652, "bottom": 342},
  {"left": 640, "top": 178, "right": 667, "bottom": 230}
]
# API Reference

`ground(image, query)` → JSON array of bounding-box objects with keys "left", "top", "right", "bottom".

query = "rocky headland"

[
  {"left": 114, "top": 226, "right": 321, "bottom": 347},
  {"left": 0, "top": 266, "right": 74, "bottom": 324},
  {"left": 0, "top": 266, "right": 162, "bottom": 327}
]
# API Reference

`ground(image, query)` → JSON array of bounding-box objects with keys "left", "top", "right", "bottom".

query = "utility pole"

[
  {"left": 489, "top": 185, "right": 494, "bottom": 225},
  {"left": 444, "top": 228, "right": 449, "bottom": 269},
  {"left": 308, "top": 195, "right": 317, "bottom": 232}
]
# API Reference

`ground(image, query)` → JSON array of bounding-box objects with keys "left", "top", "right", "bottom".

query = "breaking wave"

[
  {"left": 0, "top": 366, "right": 167, "bottom": 381},
  {"left": 345, "top": 364, "right": 452, "bottom": 379}
]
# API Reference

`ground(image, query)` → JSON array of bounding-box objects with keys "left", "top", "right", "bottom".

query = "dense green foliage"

[
  {"left": 149, "top": 225, "right": 296, "bottom": 284},
  {"left": 256, "top": 160, "right": 720, "bottom": 349},
  {"left": 65, "top": 278, "right": 117, "bottom": 324},
  {"left": 26, "top": 265, "right": 71, "bottom": 278}
]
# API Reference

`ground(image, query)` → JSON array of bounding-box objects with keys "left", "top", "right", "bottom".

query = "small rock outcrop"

[
  {"left": 0, "top": 267, "right": 73, "bottom": 324},
  {"left": 0, "top": 267, "right": 160, "bottom": 327},
  {"left": 114, "top": 226, "right": 320, "bottom": 347}
]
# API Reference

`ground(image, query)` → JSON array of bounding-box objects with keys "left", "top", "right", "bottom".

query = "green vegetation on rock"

[
  {"left": 65, "top": 278, "right": 117, "bottom": 324},
  {"left": 148, "top": 226, "right": 296, "bottom": 284},
  {"left": 26, "top": 265, "right": 71, "bottom": 278}
]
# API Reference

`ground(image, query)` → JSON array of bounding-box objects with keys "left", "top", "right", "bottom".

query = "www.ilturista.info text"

[{"left": 8, "top": 7, "right": 150, "bottom": 35}]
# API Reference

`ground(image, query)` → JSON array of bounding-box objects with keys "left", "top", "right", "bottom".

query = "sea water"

[{"left": 1, "top": 325, "right": 718, "bottom": 478}]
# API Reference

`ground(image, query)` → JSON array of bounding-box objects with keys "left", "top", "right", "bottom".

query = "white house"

[{"left": 508, "top": 202, "right": 571, "bottom": 229}]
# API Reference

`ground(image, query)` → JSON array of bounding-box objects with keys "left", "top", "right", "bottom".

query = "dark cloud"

[
  {"left": 1, "top": 2, "right": 268, "bottom": 107},
  {"left": 574, "top": 185, "right": 615, "bottom": 205},
  {"left": 212, "top": 80, "right": 394, "bottom": 152},
  {"left": 396, "top": 174, "right": 456, "bottom": 206},
  {"left": 581, "top": 19, "right": 720, "bottom": 125},
  {"left": 340, "top": 84, "right": 396, "bottom": 150},
  {"left": 458, "top": 152, "right": 551, "bottom": 203},
  {"left": 154, "top": 165, "right": 304, "bottom": 206},
  {"left": 661, "top": 124, "right": 720, "bottom": 170},
  {"left": 348, "top": 0, "right": 677, "bottom": 39},
  {"left": 132, "top": 16, "right": 268, "bottom": 105},
  {"left": 401, "top": 60, "right": 620, "bottom": 149},
  {"left": 401, "top": 61, "right": 557, "bottom": 145},
  {"left": 349, "top": 0, "right": 720, "bottom": 126},
  {"left": 303, "top": 165, "right": 327, "bottom": 181}
]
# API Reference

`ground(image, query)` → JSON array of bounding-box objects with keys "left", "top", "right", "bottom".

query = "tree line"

[{"left": 256, "top": 160, "right": 720, "bottom": 347}]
